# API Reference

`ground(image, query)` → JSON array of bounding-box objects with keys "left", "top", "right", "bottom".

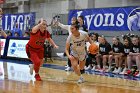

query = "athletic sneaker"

[
  {"left": 65, "top": 65, "right": 68, "bottom": 67},
  {"left": 77, "top": 77, "right": 84, "bottom": 84},
  {"left": 35, "top": 74, "right": 42, "bottom": 81},
  {"left": 56, "top": 53, "right": 66, "bottom": 58},
  {"left": 29, "top": 64, "right": 34, "bottom": 75},
  {"left": 119, "top": 68, "right": 127, "bottom": 75},
  {"left": 85, "top": 65, "right": 91, "bottom": 70},
  {"left": 65, "top": 67, "right": 71, "bottom": 71},
  {"left": 105, "top": 67, "right": 112, "bottom": 72},
  {"left": 133, "top": 70, "right": 139, "bottom": 77},
  {"left": 112, "top": 68, "right": 118, "bottom": 73},
  {"left": 135, "top": 72, "right": 140, "bottom": 77},
  {"left": 91, "top": 66, "right": 96, "bottom": 71},
  {"left": 115, "top": 67, "right": 122, "bottom": 74}
]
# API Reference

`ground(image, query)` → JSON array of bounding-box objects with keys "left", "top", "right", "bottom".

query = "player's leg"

[{"left": 70, "top": 55, "right": 80, "bottom": 76}]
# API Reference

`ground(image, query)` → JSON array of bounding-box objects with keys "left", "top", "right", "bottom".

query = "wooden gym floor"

[{"left": 0, "top": 59, "right": 140, "bottom": 93}]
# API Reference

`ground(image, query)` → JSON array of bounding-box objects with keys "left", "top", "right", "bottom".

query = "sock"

[{"left": 80, "top": 69, "right": 85, "bottom": 74}]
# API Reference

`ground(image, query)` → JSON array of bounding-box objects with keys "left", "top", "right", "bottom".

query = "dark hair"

[
  {"left": 6, "top": 31, "right": 12, "bottom": 36},
  {"left": 71, "top": 23, "right": 79, "bottom": 29},
  {"left": 78, "top": 16, "right": 84, "bottom": 24},
  {"left": 71, "top": 17, "right": 79, "bottom": 24},
  {"left": 38, "top": 19, "right": 47, "bottom": 24},
  {"left": 113, "top": 36, "right": 120, "bottom": 42},
  {"left": 123, "top": 36, "right": 132, "bottom": 44},
  {"left": 78, "top": 16, "right": 84, "bottom": 20}
]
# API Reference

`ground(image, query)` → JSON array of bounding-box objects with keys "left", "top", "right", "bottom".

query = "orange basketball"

[{"left": 88, "top": 43, "right": 99, "bottom": 54}]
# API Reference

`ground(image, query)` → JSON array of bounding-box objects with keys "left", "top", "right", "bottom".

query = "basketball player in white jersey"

[{"left": 65, "top": 23, "right": 93, "bottom": 83}]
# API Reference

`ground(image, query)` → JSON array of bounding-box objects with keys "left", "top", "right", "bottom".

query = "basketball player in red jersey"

[{"left": 26, "top": 18, "right": 58, "bottom": 81}]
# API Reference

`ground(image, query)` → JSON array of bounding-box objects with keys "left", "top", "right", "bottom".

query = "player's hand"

[
  {"left": 54, "top": 45, "right": 59, "bottom": 49},
  {"left": 129, "top": 52, "right": 133, "bottom": 56},
  {"left": 54, "top": 21, "right": 59, "bottom": 26},
  {"left": 68, "top": 55, "right": 75, "bottom": 61}
]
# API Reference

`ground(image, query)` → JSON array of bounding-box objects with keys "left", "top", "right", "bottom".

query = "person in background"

[
  {"left": 85, "top": 33, "right": 99, "bottom": 70},
  {"left": 96, "top": 36, "right": 112, "bottom": 72},
  {"left": 14, "top": 32, "right": 20, "bottom": 37},
  {"left": 77, "top": 16, "right": 88, "bottom": 32},
  {"left": 108, "top": 37, "right": 124, "bottom": 73},
  {"left": 6, "top": 31, "right": 12, "bottom": 36},
  {"left": 127, "top": 35, "right": 140, "bottom": 77},
  {"left": 23, "top": 31, "right": 30, "bottom": 37},
  {"left": 120, "top": 36, "right": 132, "bottom": 74},
  {"left": 0, "top": 8, "right": 7, "bottom": 57},
  {"left": 11, "top": 23, "right": 22, "bottom": 37},
  {"left": 0, "top": 8, "right": 7, "bottom": 38}
]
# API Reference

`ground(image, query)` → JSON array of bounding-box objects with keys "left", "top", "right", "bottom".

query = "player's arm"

[
  {"left": 57, "top": 22, "right": 69, "bottom": 30},
  {"left": 65, "top": 36, "right": 71, "bottom": 58},
  {"left": 86, "top": 33, "right": 93, "bottom": 44},
  {"left": 47, "top": 38, "right": 58, "bottom": 49},
  {"left": 32, "top": 18, "right": 44, "bottom": 33}
]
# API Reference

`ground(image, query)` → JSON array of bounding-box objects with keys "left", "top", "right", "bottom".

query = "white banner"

[{"left": 7, "top": 39, "right": 29, "bottom": 58}]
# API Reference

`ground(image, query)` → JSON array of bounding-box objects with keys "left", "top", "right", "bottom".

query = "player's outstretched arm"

[
  {"left": 56, "top": 21, "right": 69, "bottom": 31},
  {"left": 47, "top": 38, "right": 59, "bottom": 49}
]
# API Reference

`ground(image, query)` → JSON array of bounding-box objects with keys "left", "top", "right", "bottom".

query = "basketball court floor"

[{"left": 0, "top": 59, "right": 140, "bottom": 93}]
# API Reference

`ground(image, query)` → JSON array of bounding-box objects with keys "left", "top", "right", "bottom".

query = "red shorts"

[{"left": 26, "top": 44, "right": 44, "bottom": 59}]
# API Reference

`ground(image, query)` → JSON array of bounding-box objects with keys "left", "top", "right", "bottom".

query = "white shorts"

[{"left": 71, "top": 50, "right": 87, "bottom": 61}]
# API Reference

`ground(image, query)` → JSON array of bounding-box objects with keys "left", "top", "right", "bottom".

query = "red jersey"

[{"left": 27, "top": 30, "right": 50, "bottom": 49}]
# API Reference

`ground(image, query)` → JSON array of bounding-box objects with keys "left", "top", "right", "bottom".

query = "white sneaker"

[
  {"left": 136, "top": 72, "right": 140, "bottom": 77},
  {"left": 85, "top": 65, "right": 91, "bottom": 70},
  {"left": 29, "top": 64, "right": 34, "bottom": 75},
  {"left": 77, "top": 77, "right": 84, "bottom": 84},
  {"left": 65, "top": 67, "right": 71, "bottom": 71},
  {"left": 56, "top": 53, "right": 65, "bottom": 58},
  {"left": 91, "top": 66, "right": 96, "bottom": 71},
  {"left": 115, "top": 67, "right": 122, "bottom": 74},
  {"left": 106, "top": 67, "right": 111, "bottom": 72},
  {"left": 113, "top": 68, "right": 118, "bottom": 73},
  {"left": 65, "top": 65, "right": 68, "bottom": 67},
  {"left": 120, "top": 68, "right": 127, "bottom": 75}
]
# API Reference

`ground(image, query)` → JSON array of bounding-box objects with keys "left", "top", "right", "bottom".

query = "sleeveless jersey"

[
  {"left": 67, "top": 30, "right": 88, "bottom": 54},
  {"left": 27, "top": 30, "right": 50, "bottom": 49}
]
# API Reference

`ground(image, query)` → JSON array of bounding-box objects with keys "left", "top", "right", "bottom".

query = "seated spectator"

[
  {"left": 108, "top": 37, "right": 124, "bottom": 74},
  {"left": 6, "top": 31, "right": 12, "bottom": 36},
  {"left": 23, "top": 32, "right": 30, "bottom": 37},
  {"left": 120, "top": 36, "right": 132, "bottom": 74},
  {"left": 85, "top": 33, "right": 99, "bottom": 70},
  {"left": 11, "top": 23, "right": 22, "bottom": 37},
  {"left": 96, "top": 36, "right": 112, "bottom": 72},
  {"left": 14, "top": 32, "right": 20, "bottom": 37},
  {"left": 127, "top": 35, "right": 140, "bottom": 77}
]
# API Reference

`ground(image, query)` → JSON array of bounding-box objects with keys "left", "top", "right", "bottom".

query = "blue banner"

[
  {"left": 2, "top": 12, "right": 36, "bottom": 31},
  {"left": 68, "top": 6, "right": 140, "bottom": 31}
]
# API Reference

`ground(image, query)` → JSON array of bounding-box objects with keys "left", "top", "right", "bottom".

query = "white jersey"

[
  {"left": 67, "top": 30, "right": 88, "bottom": 60},
  {"left": 58, "top": 23, "right": 71, "bottom": 35}
]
